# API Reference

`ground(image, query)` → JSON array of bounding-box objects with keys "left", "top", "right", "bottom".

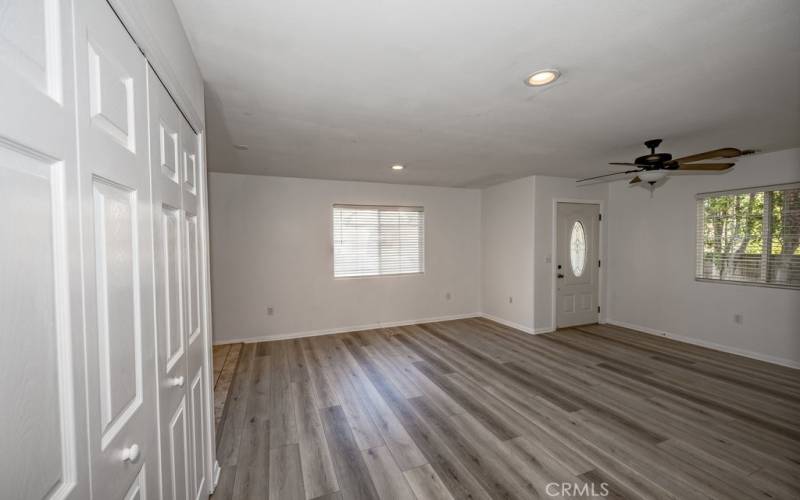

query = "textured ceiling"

[{"left": 174, "top": 0, "right": 800, "bottom": 187}]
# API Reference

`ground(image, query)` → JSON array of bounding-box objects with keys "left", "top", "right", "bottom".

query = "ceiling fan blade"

[
  {"left": 577, "top": 169, "right": 641, "bottom": 183},
  {"left": 629, "top": 176, "right": 641, "bottom": 184},
  {"left": 678, "top": 163, "right": 734, "bottom": 171},
  {"left": 671, "top": 148, "right": 742, "bottom": 164},
  {"left": 609, "top": 162, "right": 636, "bottom": 166}
]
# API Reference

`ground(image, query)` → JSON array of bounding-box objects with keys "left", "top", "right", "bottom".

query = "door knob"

[
  {"left": 557, "top": 273, "right": 565, "bottom": 278},
  {"left": 121, "top": 443, "right": 140, "bottom": 463},
  {"left": 169, "top": 376, "right": 185, "bottom": 388}
]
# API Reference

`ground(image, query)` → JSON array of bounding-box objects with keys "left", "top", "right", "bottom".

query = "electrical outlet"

[
  {"left": 445, "top": 292, "right": 451, "bottom": 300},
  {"left": 509, "top": 296, "right": 513, "bottom": 304},
  {"left": 267, "top": 307, "right": 274, "bottom": 316},
  {"left": 733, "top": 313, "right": 742, "bottom": 325}
]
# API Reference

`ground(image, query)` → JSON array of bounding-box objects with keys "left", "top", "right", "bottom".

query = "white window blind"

[
  {"left": 333, "top": 205, "right": 425, "bottom": 278},
  {"left": 696, "top": 183, "right": 799, "bottom": 289}
]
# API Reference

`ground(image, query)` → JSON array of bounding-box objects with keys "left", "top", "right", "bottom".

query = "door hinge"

[
  {"left": 598, "top": 213, "right": 602, "bottom": 221},
  {"left": 598, "top": 259, "right": 601, "bottom": 268},
  {"left": 597, "top": 306, "right": 601, "bottom": 313}
]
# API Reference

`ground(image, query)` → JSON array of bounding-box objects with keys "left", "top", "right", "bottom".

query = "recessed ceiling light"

[
  {"left": 525, "top": 69, "right": 561, "bottom": 87},
  {"left": 391, "top": 165, "right": 404, "bottom": 171},
  {"left": 233, "top": 144, "right": 249, "bottom": 150}
]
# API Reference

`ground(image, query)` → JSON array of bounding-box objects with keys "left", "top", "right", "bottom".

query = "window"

[
  {"left": 333, "top": 205, "right": 424, "bottom": 278},
  {"left": 570, "top": 221, "right": 587, "bottom": 277},
  {"left": 696, "top": 183, "right": 799, "bottom": 289}
]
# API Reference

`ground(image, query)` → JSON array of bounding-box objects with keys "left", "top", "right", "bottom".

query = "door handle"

[
  {"left": 168, "top": 376, "right": 185, "bottom": 388},
  {"left": 121, "top": 443, "right": 140, "bottom": 463},
  {"left": 557, "top": 274, "right": 564, "bottom": 279}
]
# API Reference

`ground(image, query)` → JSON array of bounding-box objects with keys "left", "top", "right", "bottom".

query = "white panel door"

[
  {"left": 556, "top": 202, "right": 600, "bottom": 328},
  {"left": 147, "top": 66, "right": 191, "bottom": 500},
  {"left": 73, "top": 0, "right": 158, "bottom": 498},
  {"left": 181, "top": 117, "right": 209, "bottom": 500},
  {"left": 0, "top": 1, "right": 89, "bottom": 499}
]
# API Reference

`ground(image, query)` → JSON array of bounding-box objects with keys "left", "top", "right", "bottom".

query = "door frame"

[{"left": 551, "top": 199, "right": 605, "bottom": 331}]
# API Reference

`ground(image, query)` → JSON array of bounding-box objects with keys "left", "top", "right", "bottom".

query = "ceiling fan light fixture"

[
  {"left": 638, "top": 170, "right": 667, "bottom": 183},
  {"left": 525, "top": 69, "right": 560, "bottom": 87}
]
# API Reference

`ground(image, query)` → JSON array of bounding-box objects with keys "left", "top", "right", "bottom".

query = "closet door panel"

[
  {"left": 181, "top": 120, "right": 208, "bottom": 499},
  {"left": 189, "top": 367, "right": 207, "bottom": 500},
  {"left": 148, "top": 65, "right": 191, "bottom": 500},
  {"left": 0, "top": 0, "right": 88, "bottom": 499},
  {"left": 167, "top": 398, "right": 190, "bottom": 500},
  {"left": 162, "top": 205, "right": 184, "bottom": 366},
  {"left": 73, "top": 0, "right": 157, "bottom": 498},
  {"left": 91, "top": 179, "right": 142, "bottom": 431},
  {"left": 185, "top": 211, "right": 201, "bottom": 344}
]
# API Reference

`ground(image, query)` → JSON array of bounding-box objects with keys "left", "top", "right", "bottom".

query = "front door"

[{"left": 556, "top": 202, "right": 600, "bottom": 328}]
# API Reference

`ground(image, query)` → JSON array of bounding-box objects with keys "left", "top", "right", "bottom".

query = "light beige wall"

[
  {"left": 480, "top": 177, "right": 535, "bottom": 331},
  {"left": 606, "top": 148, "right": 800, "bottom": 367},
  {"left": 208, "top": 173, "right": 482, "bottom": 342}
]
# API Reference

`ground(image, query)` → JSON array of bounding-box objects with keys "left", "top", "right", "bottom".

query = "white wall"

[
  {"left": 479, "top": 175, "right": 608, "bottom": 333},
  {"left": 481, "top": 177, "right": 534, "bottom": 332},
  {"left": 208, "top": 173, "right": 482, "bottom": 343},
  {"left": 606, "top": 148, "right": 800, "bottom": 367},
  {"left": 533, "top": 176, "right": 608, "bottom": 332},
  {"left": 481, "top": 177, "right": 535, "bottom": 331},
  {"left": 209, "top": 151, "right": 798, "bottom": 367}
]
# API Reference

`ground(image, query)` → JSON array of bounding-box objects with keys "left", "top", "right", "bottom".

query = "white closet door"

[
  {"left": 148, "top": 65, "right": 191, "bottom": 500},
  {"left": 181, "top": 115, "right": 209, "bottom": 500},
  {"left": 73, "top": 0, "right": 158, "bottom": 498},
  {"left": 0, "top": 0, "right": 89, "bottom": 499}
]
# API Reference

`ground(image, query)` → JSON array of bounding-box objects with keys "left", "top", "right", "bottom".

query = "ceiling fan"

[{"left": 577, "top": 139, "right": 749, "bottom": 188}]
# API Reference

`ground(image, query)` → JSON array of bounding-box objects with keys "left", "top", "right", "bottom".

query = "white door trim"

[
  {"left": 197, "top": 130, "right": 219, "bottom": 494},
  {"left": 551, "top": 198, "right": 605, "bottom": 331}
]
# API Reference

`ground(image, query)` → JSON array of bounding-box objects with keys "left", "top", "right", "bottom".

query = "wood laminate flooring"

[
  {"left": 214, "top": 343, "right": 243, "bottom": 431},
  {"left": 211, "top": 318, "right": 800, "bottom": 499}
]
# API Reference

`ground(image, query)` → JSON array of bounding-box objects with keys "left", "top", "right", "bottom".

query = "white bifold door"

[
  {"left": 0, "top": 0, "right": 90, "bottom": 498},
  {"left": 147, "top": 67, "right": 208, "bottom": 500},
  {"left": 73, "top": 0, "right": 159, "bottom": 497},
  {"left": 0, "top": 0, "right": 212, "bottom": 499}
]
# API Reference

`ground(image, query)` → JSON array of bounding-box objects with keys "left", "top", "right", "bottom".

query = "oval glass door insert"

[{"left": 570, "top": 221, "right": 586, "bottom": 277}]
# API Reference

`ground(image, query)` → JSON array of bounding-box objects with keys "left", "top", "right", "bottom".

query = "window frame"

[
  {"left": 695, "top": 182, "right": 800, "bottom": 290},
  {"left": 331, "top": 204, "right": 426, "bottom": 280}
]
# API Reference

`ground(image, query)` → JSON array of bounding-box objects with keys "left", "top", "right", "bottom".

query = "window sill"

[
  {"left": 334, "top": 271, "right": 425, "bottom": 281},
  {"left": 694, "top": 277, "right": 799, "bottom": 291}
]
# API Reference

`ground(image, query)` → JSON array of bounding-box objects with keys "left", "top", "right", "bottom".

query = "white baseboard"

[
  {"left": 479, "top": 313, "right": 538, "bottom": 334},
  {"left": 213, "top": 312, "right": 482, "bottom": 345},
  {"left": 606, "top": 319, "right": 800, "bottom": 370}
]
